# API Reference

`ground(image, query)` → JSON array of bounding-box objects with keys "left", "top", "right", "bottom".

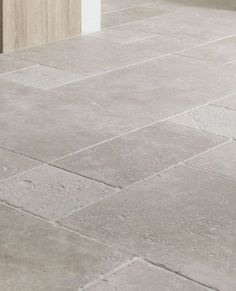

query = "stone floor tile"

[
  {"left": 2, "top": 54, "right": 235, "bottom": 162},
  {"left": 187, "top": 141, "right": 236, "bottom": 180},
  {"left": 130, "top": 10, "right": 236, "bottom": 42},
  {"left": 158, "top": 0, "right": 236, "bottom": 14},
  {"left": 102, "top": 0, "right": 161, "bottom": 14},
  {"left": 48, "top": 54, "right": 236, "bottom": 128},
  {"left": 0, "top": 65, "right": 82, "bottom": 91},
  {"left": 0, "top": 79, "right": 41, "bottom": 111},
  {"left": 102, "top": 5, "right": 169, "bottom": 28},
  {"left": 0, "top": 55, "right": 36, "bottom": 75},
  {"left": 94, "top": 25, "right": 202, "bottom": 50},
  {"left": 10, "top": 35, "right": 165, "bottom": 77},
  {"left": 54, "top": 122, "right": 226, "bottom": 188},
  {"left": 171, "top": 105, "right": 236, "bottom": 138},
  {"left": 0, "top": 165, "right": 117, "bottom": 220},
  {"left": 0, "top": 204, "right": 130, "bottom": 291},
  {"left": 0, "top": 148, "right": 41, "bottom": 181},
  {"left": 60, "top": 165, "right": 236, "bottom": 291},
  {"left": 214, "top": 94, "right": 236, "bottom": 110},
  {"left": 91, "top": 25, "right": 157, "bottom": 45},
  {"left": 85, "top": 260, "right": 211, "bottom": 291},
  {"left": 180, "top": 36, "right": 236, "bottom": 64},
  {"left": 0, "top": 87, "right": 131, "bottom": 161}
]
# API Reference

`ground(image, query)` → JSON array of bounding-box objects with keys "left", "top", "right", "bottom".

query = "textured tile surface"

[
  {"left": 0, "top": 55, "right": 36, "bottom": 75},
  {"left": 10, "top": 36, "right": 164, "bottom": 77},
  {"left": 55, "top": 122, "right": 226, "bottom": 187},
  {"left": 85, "top": 260, "right": 211, "bottom": 291},
  {"left": 102, "top": 5, "right": 169, "bottom": 28},
  {"left": 1, "top": 65, "right": 82, "bottom": 90},
  {"left": 0, "top": 165, "right": 117, "bottom": 220},
  {"left": 126, "top": 10, "right": 236, "bottom": 42},
  {"left": 0, "top": 204, "right": 130, "bottom": 291},
  {"left": 180, "top": 36, "right": 236, "bottom": 64},
  {"left": 214, "top": 94, "right": 236, "bottom": 110},
  {"left": 0, "top": 149, "right": 41, "bottom": 181},
  {"left": 60, "top": 166, "right": 236, "bottom": 291},
  {"left": 187, "top": 141, "right": 236, "bottom": 180},
  {"left": 172, "top": 105, "right": 236, "bottom": 138}
]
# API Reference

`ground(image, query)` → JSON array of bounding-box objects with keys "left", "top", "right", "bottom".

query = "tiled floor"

[{"left": 1, "top": 0, "right": 236, "bottom": 290}]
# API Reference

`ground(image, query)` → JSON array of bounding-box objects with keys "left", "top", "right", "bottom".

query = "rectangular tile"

[
  {"left": 54, "top": 122, "right": 226, "bottom": 188},
  {"left": 179, "top": 36, "right": 236, "bottom": 64},
  {"left": 1, "top": 54, "right": 235, "bottom": 161},
  {"left": 102, "top": 5, "right": 170, "bottom": 28},
  {"left": 128, "top": 10, "right": 236, "bottom": 42},
  {"left": 0, "top": 204, "right": 130, "bottom": 290},
  {"left": 0, "top": 55, "right": 36, "bottom": 75},
  {"left": 91, "top": 25, "right": 157, "bottom": 45},
  {"left": 1, "top": 65, "right": 82, "bottom": 91},
  {"left": 0, "top": 165, "right": 117, "bottom": 220},
  {"left": 60, "top": 165, "right": 236, "bottom": 291},
  {"left": 94, "top": 26, "right": 202, "bottom": 50},
  {"left": 171, "top": 104, "right": 236, "bottom": 139},
  {"left": 187, "top": 141, "right": 236, "bottom": 180},
  {"left": 10, "top": 35, "right": 163, "bottom": 77},
  {"left": 49, "top": 54, "right": 236, "bottom": 126},
  {"left": 102, "top": 0, "right": 160, "bottom": 14},
  {"left": 85, "top": 260, "right": 211, "bottom": 291},
  {"left": 0, "top": 148, "right": 41, "bottom": 181}
]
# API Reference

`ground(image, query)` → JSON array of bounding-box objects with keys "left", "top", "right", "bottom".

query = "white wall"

[{"left": 81, "top": 0, "right": 101, "bottom": 34}]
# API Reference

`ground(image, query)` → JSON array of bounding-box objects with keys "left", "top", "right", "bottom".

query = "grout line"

[
  {"left": 183, "top": 162, "right": 236, "bottom": 184},
  {"left": 78, "top": 257, "right": 139, "bottom": 290},
  {"left": 182, "top": 138, "right": 233, "bottom": 164},
  {"left": 55, "top": 138, "right": 234, "bottom": 223},
  {"left": 102, "top": 9, "right": 176, "bottom": 30},
  {"left": 48, "top": 163, "right": 120, "bottom": 190},
  {"left": 0, "top": 64, "right": 40, "bottom": 77},
  {"left": 50, "top": 91, "right": 236, "bottom": 164},
  {"left": 0, "top": 199, "right": 116, "bottom": 250},
  {"left": 48, "top": 32, "right": 236, "bottom": 88},
  {"left": 122, "top": 33, "right": 161, "bottom": 45},
  {"left": 144, "top": 259, "right": 220, "bottom": 291},
  {"left": 209, "top": 103, "right": 236, "bottom": 112},
  {"left": 0, "top": 91, "right": 235, "bottom": 188}
]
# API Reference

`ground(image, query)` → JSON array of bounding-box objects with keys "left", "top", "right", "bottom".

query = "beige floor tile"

[
  {"left": 60, "top": 165, "right": 236, "bottom": 291},
  {"left": 85, "top": 260, "right": 212, "bottom": 291},
  {"left": 0, "top": 204, "right": 130, "bottom": 290},
  {"left": 54, "top": 122, "right": 226, "bottom": 188},
  {"left": 0, "top": 148, "right": 41, "bottom": 181},
  {"left": 1, "top": 65, "right": 82, "bottom": 91},
  {"left": 187, "top": 141, "right": 236, "bottom": 180},
  {"left": 171, "top": 105, "right": 236, "bottom": 139},
  {"left": 0, "top": 165, "right": 117, "bottom": 220}
]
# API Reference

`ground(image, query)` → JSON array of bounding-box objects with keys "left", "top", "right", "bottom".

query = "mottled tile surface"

[
  {"left": 0, "top": 55, "right": 36, "bottom": 75},
  {"left": 55, "top": 122, "right": 226, "bottom": 188},
  {"left": 0, "top": 149, "right": 41, "bottom": 181},
  {"left": 214, "top": 94, "right": 236, "bottom": 110},
  {"left": 60, "top": 166, "right": 236, "bottom": 291},
  {"left": 172, "top": 105, "right": 236, "bottom": 138},
  {"left": 0, "top": 165, "right": 117, "bottom": 220},
  {"left": 1, "top": 0, "right": 236, "bottom": 290},
  {"left": 85, "top": 260, "right": 210, "bottom": 291},
  {"left": 102, "top": 5, "right": 170, "bottom": 28},
  {"left": 179, "top": 36, "right": 236, "bottom": 64},
  {"left": 1, "top": 65, "right": 82, "bottom": 90},
  {"left": 187, "top": 141, "right": 236, "bottom": 180},
  {"left": 0, "top": 204, "right": 130, "bottom": 291}
]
